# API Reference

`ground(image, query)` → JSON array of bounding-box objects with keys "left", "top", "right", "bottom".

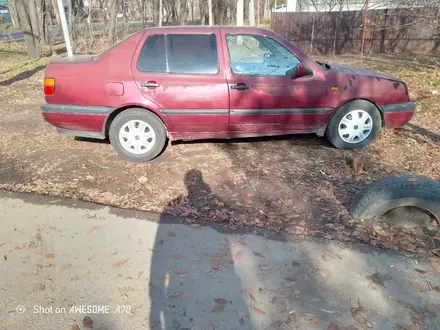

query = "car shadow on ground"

[
  {"left": 172, "top": 133, "right": 331, "bottom": 148},
  {"left": 0, "top": 65, "right": 46, "bottom": 86},
  {"left": 395, "top": 123, "right": 440, "bottom": 144},
  {"left": 148, "top": 168, "right": 440, "bottom": 329}
]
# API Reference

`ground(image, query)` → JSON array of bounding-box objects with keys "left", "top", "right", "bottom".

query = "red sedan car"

[{"left": 42, "top": 26, "right": 414, "bottom": 161}]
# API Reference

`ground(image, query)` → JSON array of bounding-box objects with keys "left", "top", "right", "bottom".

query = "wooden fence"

[{"left": 271, "top": 8, "right": 440, "bottom": 55}]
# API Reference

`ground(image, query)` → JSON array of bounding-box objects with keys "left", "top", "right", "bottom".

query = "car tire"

[
  {"left": 109, "top": 108, "right": 167, "bottom": 162},
  {"left": 326, "top": 100, "right": 382, "bottom": 149},
  {"left": 349, "top": 175, "right": 440, "bottom": 221}
]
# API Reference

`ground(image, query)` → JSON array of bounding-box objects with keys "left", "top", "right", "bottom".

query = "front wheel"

[
  {"left": 325, "top": 100, "right": 382, "bottom": 149},
  {"left": 109, "top": 109, "right": 167, "bottom": 162}
]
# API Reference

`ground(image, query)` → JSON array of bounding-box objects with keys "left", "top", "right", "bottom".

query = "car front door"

[
  {"left": 131, "top": 28, "right": 229, "bottom": 137},
  {"left": 220, "top": 29, "right": 330, "bottom": 134}
]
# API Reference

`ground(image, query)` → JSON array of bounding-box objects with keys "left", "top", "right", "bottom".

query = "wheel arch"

[
  {"left": 318, "top": 98, "right": 385, "bottom": 137},
  {"left": 104, "top": 105, "right": 170, "bottom": 139}
]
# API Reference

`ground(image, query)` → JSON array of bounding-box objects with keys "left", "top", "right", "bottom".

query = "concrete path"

[{"left": 0, "top": 191, "right": 439, "bottom": 330}]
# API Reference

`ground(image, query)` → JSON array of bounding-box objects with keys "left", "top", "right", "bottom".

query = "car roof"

[{"left": 144, "top": 26, "right": 273, "bottom": 33}]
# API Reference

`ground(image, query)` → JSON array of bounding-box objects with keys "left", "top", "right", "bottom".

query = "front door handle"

[
  {"left": 141, "top": 81, "right": 160, "bottom": 88},
  {"left": 231, "top": 84, "right": 249, "bottom": 91}
]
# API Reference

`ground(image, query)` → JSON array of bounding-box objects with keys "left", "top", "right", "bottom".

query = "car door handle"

[
  {"left": 231, "top": 84, "right": 249, "bottom": 91},
  {"left": 141, "top": 82, "right": 160, "bottom": 88}
]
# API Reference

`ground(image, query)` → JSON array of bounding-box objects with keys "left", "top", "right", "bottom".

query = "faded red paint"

[
  {"left": 42, "top": 113, "right": 107, "bottom": 132},
  {"left": 384, "top": 111, "right": 414, "bottom": 129},
  {"left": 42, "top": 27, "right": 414, "bottom": 140}
]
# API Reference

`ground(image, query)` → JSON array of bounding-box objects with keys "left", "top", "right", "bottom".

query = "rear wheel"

[
  {"left": 326, "top": 100, "right": 382, "bottom": 149},
  {"left": 109, "top": 109, "right": 167, "bottom": 161}
]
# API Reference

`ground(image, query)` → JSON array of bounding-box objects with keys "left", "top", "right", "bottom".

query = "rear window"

[{"left": 137, "top": 34, "right": 219, "bottom": 75}]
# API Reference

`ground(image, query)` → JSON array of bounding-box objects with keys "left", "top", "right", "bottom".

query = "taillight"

[{"left": 44, "top": 78, "right": 55, "bottom": 96}]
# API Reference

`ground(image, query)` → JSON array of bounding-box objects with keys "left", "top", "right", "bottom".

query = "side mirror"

[{"left": 295, "top": 63, "right": 313, "bottom": 78}]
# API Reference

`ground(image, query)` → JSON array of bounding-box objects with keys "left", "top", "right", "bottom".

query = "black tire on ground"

[
  {"left": 326, "top": 99, "right": 382, "bottom": 149},
  {"left": 349, "top": 175, "right": 440, "bottom": 221},
  {"left": 109, "top": 108, "right": 167, "bottom": 162}
]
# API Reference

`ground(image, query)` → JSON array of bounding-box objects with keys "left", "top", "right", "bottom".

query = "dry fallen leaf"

[
  {"left": 137, "top": 271, "right": 144, "bottom": 279},
  {"left": 212, "top": 304, "right": 225, "bottom": 313},
  {"left": 328, "top": 323, "right": 339, "bottom": 330},
  {"left": 398, "top": 323, "right": 419, "bottom": 330},
  {"left": 174, "top": 268, "right": 186, "bottom": 275},
  {"left": 214, "top": 298, "right": 228, "bottom": 305},
  {"left": 237, "top": 240, "right": 248, "bottom": 246},
  {"left": 173, "top": 255, "right": 185, "bottom": 259},
  {"left": 343, "top": 326, "right": 360, "bottom": 330},
  {"left": 190, "top": 224, "right": 201, "bottom": 228},
  {"left": 252, "top": 306, "right": 266, "bottom": 315},
  {"left": 82, "top": 316, "right": 93, "bottom": 328},
  {"left": 409, "top": 282, "right": 427, "bottom": 292},
  {"left": 271, "top": 296, "right": 278, "bottom": 304},
  {"left": 167, "top": 231, "right": 176, "bottom": 237},
  {"left": 347, "top": 155, "right": 365, "bottom": 175},
  {"left": 44, "top": 253, "right": 55, "bottom": 259},
  {"left": 66, "top": 324, "right": 80, "bottom": 330},
  {"left": 352, "top": 309, "right": 368, "bottom": 325},
  {"left": 87, "top": 226, "right": 104, "bottom": 233},
  {"left": 373, "top": 225, "right": 388, "bottom": 237},
  {"left": 252, "top": 251, "right": 265, "bottom": 258},
  {"left": 430, "top": 257, "right": 440, "bottom": 271},
  {"left": 301, "top": 312, "right": 321, "bottom": 324},
  {"left": 426, "top": 303, "right": 440, "bottom": 313},
  {"left": 114, "top": 258, "right": 130, "bottom": 267},
  {"left": 234, "top": 250, "right": 244, "bottom": 261}
]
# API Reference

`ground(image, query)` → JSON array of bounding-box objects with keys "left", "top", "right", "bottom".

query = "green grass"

[{"left": 0, "top": 40, "right": 67, "bottom": 79}]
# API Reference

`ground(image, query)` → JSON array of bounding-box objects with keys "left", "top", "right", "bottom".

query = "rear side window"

[
  {"left": 137, "top": 35, "right": 167, "bottom": 73},
  {"left": 137, "top": 34, "right": 218, "bottom": 75}
]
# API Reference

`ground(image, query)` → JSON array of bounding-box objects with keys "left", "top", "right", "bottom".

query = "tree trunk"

[
  {"left": 9, "top": 0, "right": 20, "bottom": 27},
  {"left": 159, "top": 0, "right": 163, "bottom": 26},
  {"left": 28, "top": 0, "right": 41, "bottom": 56},
  {"left": 249, "top": 0, "right": 255, "bottom": 26},
  {"left": 236, "top": 0, "right": 244, "bottom": 26},
  {"left": 16, "top": 0, "right": 41, "bottom": 59},
  {"left": 177, "top": 0, "right": 186, "bottom": 25},
  {"left": 152, "top": 0, "right": 159, "bottom": 26},
  {"left": 37, "top": 0, "right": 48, "bottom": 45},
  {"left": 108, "top": 0, "right": 118, "bottom": 46},
  {"left": 66, "top": 0, "right": 74, "bottom": 43},
  {"left": 208, "top": 0, "right": 213, "bottom": 25},
  {"left": 51, "top": 0, "right": 61, "bottom": 25},
  {"left": 263, "top": 0, "right": 268, "bottom": 20}
]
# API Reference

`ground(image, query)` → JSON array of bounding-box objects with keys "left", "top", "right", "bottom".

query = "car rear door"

[
  {"left": 131, "top": 28, "right": 229, "bottom": 135},
  {"left": 220, "top": 28, "right": 330, "bottom": 134}
]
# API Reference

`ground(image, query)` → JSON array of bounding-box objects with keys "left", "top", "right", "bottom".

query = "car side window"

[
  {"left": 137, "top": 35, "right": 167, "bottom": 73},
  {"left": 226, "top": 34, "right": 301, "bottom": 76},
  {"left": 137, "top": 34, "right": 219, "bottom": 75}
]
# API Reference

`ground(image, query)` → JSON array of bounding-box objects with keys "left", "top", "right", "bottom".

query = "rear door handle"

[
  {"left": 231, "top": 84, "right": 249, "bottom": 91},
  {"left": 141, "top": 82, "right": 160, "bottom": 88}
]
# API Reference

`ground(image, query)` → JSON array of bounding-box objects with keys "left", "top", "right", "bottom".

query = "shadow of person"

[{"left": 148, "top": 169, "right": 253, "bottom": 329}]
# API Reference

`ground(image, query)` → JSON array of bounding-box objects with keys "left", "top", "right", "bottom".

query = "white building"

[{"left": 276, "top": 0, "right": 404, "bottom": 12}]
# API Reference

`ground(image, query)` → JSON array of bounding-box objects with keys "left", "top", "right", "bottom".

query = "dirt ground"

[{"left": 0, "top": 47, "right": 439, "bottom": 254}]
